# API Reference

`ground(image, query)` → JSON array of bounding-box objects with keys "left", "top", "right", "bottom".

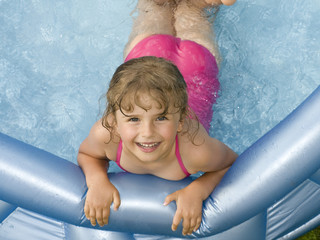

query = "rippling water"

[
  {"left": 212, "top": 0, "right": 320, "bottom": 152},
  {"left": 0, "top": 0, "right": 319, "bottom": 171}
]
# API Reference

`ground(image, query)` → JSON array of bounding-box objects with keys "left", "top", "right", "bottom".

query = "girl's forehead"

[
  {"left": 120, "top": 92, "right": 179, "bottom": 114},
  {"left": 119, "top": 104, "right": 161, "bottom": 115},
  {"left": 122, "top": 91, "right": 162, "bottom": 107},
  {"left": 123, "top": 94, "right": 162, "bottom": 111}
]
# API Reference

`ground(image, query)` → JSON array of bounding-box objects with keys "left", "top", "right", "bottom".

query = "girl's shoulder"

[
  {"left": 85, "top": 119, "right": 120, "bottom": 161},
  {"left": 178, "top": 123, "right": 225, "bottom": 173}
]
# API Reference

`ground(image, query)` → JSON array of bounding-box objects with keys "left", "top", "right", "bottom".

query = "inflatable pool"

[
  {"left": 0, "top": 85, "right": 320, "bottom": 239},
  {"left": 0, "top": 0, "right": 319, "bottom": 239}
]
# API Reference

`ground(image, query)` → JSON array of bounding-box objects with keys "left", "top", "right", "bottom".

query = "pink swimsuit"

[
  {"left": 125, "top": 34, "right": 220, "bottom": 132},
  {"left": 116, "top": 136, "right": 191, "bottom": 177}
]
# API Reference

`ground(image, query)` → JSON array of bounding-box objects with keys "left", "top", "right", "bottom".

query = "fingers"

[
  {"left": 85, "top": 206, "right": 110, "bottom": 227},
  {"left": 84, "top": 202, "right": 93, "bottom": 225},
  {"left": 171, "top": 210, "right": 182, "bottom": 232},
  {"left": 194, "top": 217, "right": 202, "bottom": 232},
  {"left": 83, "top": 181, "right": 121, "bottom": 227},
  {"left": 184, "top": 215, "right": 201, "bottom": 235},
  {"left": 102, "top": 207, "right": 110, "bottom": 226},
  {"left": 182, "top": 217, "right": 191, "bottom": 236},
  {"left": 84, "top": 203, "right": 98, "bottom": 226},
  {"left": 182, "top": 216, "right": 202, "bottom": 235},
  {"left": 171, "top": 210, "right": 202, "bottom": 235},
  {"left": 163, "top": 192, "right": 176, "bottom": 206},
  {"left": 84, "top": 199, "right": 120, "bottom": 227},
  {"left": 96, "top": 207, "right": 110, "bottom": 227},
  {"left": 164, "top": 192, "right": 202, "bottom": 235},
  {"left": 113, "top": 191, "right": 121, "bottom": 211}
]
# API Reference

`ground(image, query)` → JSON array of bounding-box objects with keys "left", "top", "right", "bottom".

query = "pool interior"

[
  {"left": 0, "top": 0, "right": 320, "bottom": 239},
  {"left": 1, "top": 0, "right": 319, "bottom": 168}
]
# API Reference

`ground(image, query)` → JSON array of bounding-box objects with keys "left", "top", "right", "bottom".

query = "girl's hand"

[
  {"left": 84, "top": 180, "right": 121, "bottom": 227},
  {"left": 163, "top": 188, "right": 203, "bottom": 236}
]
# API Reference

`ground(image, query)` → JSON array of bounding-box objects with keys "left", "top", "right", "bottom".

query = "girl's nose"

[{"left": 141, "top": 121, "right": 154, "bottom": 137}]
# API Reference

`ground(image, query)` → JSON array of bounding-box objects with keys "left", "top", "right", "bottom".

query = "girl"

[{"left": 78, "top": 0, "right": 237, "bottom": 236}]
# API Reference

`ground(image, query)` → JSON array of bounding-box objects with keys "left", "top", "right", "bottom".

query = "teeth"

[{"left": 139, "top": 143, "right": 158, "bottom": 148}]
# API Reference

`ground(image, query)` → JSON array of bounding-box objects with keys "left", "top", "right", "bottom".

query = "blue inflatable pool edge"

[{"left": 0, "top": 85, "right": 320, "bottom": 239}]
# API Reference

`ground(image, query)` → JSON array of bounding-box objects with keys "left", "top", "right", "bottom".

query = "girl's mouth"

[{"left": 136, "top": 142, "right": 160, "bottom": 152}]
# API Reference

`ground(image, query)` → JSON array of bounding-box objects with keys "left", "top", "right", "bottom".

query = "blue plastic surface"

[{"left": 0, "top": 86, "right": 319, "bottom": 239}]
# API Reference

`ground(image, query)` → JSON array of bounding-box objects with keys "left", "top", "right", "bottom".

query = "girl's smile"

[{"left": 136, "top": 142, "right": 161, "bottom": 153}]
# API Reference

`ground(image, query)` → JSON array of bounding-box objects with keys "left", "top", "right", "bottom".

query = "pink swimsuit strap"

[
  {"left": 116, "top": 136, "right": 191, "bottom": 177},
  {"left": 116, "top": 139, "right": 127, "bottom": 172},
  {"left": 175, "top": 136, "right": 191, "bottom": 177}
]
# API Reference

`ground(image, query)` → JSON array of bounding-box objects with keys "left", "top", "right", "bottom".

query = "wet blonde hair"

[{"left": 102, "top": 56, "right": 199, "bottom": 141}]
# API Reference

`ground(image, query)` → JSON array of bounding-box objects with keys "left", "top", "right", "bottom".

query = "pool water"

[{"left": 0, "top": 0, "right": 319, "bottom": 173}]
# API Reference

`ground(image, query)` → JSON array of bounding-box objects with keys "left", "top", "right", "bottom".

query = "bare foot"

[
  {"left": 220, "top": 0, "right": 236, "bottom": 6},
  {"left": 189, "top": 0, "right": 236, "bottom": 8}
]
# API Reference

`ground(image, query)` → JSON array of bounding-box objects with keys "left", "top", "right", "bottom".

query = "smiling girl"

[{"left": 78, "top": 0, "right": 237, "bottom": 236}]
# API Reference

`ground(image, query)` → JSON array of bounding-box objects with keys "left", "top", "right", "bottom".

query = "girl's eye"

[
  {"left": 157, "top": 116, "right": 168, "bottom": 121},
  {"left": 128, "top": 117, "right": 139, "bottom": 122}
]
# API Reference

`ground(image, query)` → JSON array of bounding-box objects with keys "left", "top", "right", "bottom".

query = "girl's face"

[{"left": 115, "top": 94, "right": 183, "bottom": 163}]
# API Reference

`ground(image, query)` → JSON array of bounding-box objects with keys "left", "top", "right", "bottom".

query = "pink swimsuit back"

[{"left": 125, "top": 34, "right": 220, "bottom": 132}]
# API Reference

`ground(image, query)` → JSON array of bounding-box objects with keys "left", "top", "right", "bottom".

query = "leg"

[
  {"left": 174, "top": 0, "right": 220, "bottom": 61},
  {"left": 124, "top": 0, "right": 176, "bottom": 59}
]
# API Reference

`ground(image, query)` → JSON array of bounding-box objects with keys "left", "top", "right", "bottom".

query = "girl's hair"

[{"left": 102, "top": 56, "right": 199, "bottom": 141}]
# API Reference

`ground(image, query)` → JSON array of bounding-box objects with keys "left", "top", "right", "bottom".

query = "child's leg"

[
  {"left": 174, "top": 0, "right": 220, "bottom": 61},
  {"left": 124, "top": 0, "right": 176, "bottom": 59}
]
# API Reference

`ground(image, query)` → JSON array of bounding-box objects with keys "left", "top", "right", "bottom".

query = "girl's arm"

[
  {"left": 164, "top": 129, "right": 237, "bottom": 235},
  {"left": 163, "top": 168, "right": 231, "bottom": 235},
  {"left": 77, "top": 121, "right": 120, "bottom": 227}
]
